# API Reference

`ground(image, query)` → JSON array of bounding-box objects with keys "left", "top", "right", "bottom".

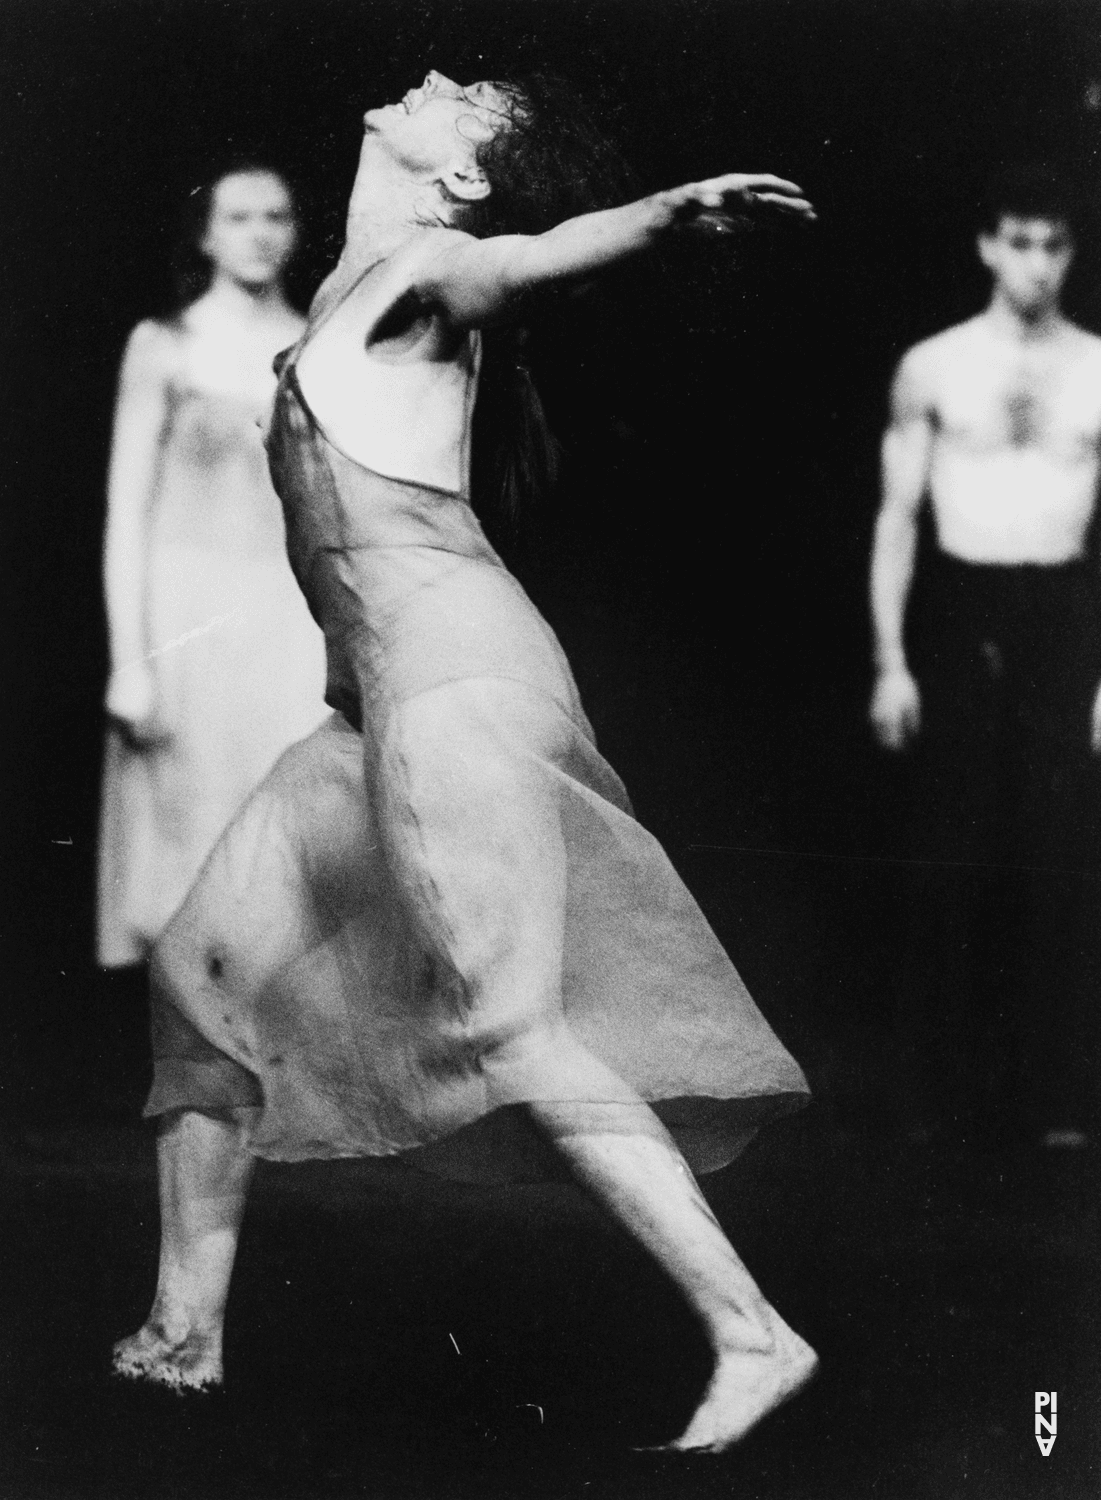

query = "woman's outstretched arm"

[
  {"left": 415, "top": 173, "right": 815, "bottom": 328},
  {"left": 102, "top": 321, "right": 173, "bottom": 737}
]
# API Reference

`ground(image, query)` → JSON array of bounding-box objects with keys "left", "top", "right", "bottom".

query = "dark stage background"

[
  {"left": 1, "top": 4, "right": 1100, "bottom": 1497},
  {"left": 4, "top": 0, "right": 1101, "bottom": 1118}
]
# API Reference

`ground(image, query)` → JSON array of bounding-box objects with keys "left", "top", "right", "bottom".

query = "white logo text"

[{"left": 1035, "top": 1392, "right": 1057, "bottom": 1456}]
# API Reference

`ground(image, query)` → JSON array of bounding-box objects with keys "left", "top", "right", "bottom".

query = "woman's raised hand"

[{"left": 665, "top": 174, "right": 816, "bottom": 234}]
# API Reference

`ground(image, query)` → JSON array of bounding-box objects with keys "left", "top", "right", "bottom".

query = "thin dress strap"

[{"left": 272, "top": 254, "right": 388, "bottom": 381}]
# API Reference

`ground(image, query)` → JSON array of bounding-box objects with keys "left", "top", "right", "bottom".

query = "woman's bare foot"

[
  {"left": 655, "top": 1316, "right": 818, "bottom": 1454},
  {"left": 112, "top": 1321, "right": 223, "bottom": 1395}
]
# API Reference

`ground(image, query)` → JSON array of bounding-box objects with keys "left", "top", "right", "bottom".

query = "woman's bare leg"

[
  {"left": 395, "top": 692, "right": 814, "bottom": 1450},
  {"left": 522, "top": 1040, "right": 816, "bottom": 1452},
  {"left": 112, "top": 1108, "right": 254, "bottom": 1393}
]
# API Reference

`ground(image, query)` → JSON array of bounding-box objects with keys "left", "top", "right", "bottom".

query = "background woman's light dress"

[{"left": 98, "top": 321, "right": 328, "bottom": 966}]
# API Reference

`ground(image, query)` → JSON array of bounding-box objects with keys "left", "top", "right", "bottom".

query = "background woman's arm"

[
  {"left": 102, "top": 321, "right": 173, "bottom": 735},
  {"left": 415, "top": 173, "right": 815, "bottom": 328}
]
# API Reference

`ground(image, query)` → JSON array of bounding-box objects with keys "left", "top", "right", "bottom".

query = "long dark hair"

[
  {"left": 458, "top": 75, "right": 635, "bottom": 522},
  {"left": 168, "top": 157, "right": 299, "bottom": 312}
]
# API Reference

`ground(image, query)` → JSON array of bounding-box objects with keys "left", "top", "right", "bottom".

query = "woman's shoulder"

[
  {"left": 352, "top": 234, "right": 483, "bottom": 348},
  {"left": 392, "top": 227, "right": 477, "bottom": 270},
  {"left": 326, "top": 231, "right": 476, "bottom": 305},
  {"left": 112, "top": 318, "right": 187, "bottom": 396},
  {"left": 301, "top": 236, "right": 463, "bottom": 355},
  {"left": 120, "top": 316, "right": 187, "bottom": 379},
  {"left": 389, "top": 229, "right": 484, "bottom": 300}
]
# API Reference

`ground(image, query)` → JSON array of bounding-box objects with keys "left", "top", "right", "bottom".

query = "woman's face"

[
  {"left": 201, "top": 171, "right": 297, "bottom": 288},
  {"left": 363, "top": 71, "right": 511, "bottom": 177}
]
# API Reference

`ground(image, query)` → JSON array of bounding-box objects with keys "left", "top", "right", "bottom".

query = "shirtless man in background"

[{"left": 869, "top": 166, "right": 1101, "bottom": 1146}]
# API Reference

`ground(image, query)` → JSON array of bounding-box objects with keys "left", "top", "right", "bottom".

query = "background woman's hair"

[
  {"left": 168, "top": 156, "right": 299, "bottom": 312},
  {"left": 459, "top": 73, "right": 636, "bottom": 524}
]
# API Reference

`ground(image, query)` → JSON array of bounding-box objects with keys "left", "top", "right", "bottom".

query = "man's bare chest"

[{"left": 934, "top": 348, "right": 1101, "bottom": 457}]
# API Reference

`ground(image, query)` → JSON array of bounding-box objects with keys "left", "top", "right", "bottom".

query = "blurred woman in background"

[{"left": 98, "top": 164, "right": 327, "bottom": 967}]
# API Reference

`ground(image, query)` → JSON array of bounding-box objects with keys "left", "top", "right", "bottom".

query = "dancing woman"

[
  {"left": 114, "top": 74, "right": 818, "bottom": 1452},
  {"left": 98, "top": 164, "right": 327, "bottom": 967}
]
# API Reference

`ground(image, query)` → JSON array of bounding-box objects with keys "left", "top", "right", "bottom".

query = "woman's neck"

[
  {"left": 341, "top": 136, "right": 454, "bottom": 267},
  {"left": 202, "top": 273, "right": 293, "bottom": 321}
]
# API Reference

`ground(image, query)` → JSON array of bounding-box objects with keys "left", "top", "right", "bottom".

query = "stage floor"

[{"left": 0, "top": 1111, "right": 1096, "bottom": 1499}]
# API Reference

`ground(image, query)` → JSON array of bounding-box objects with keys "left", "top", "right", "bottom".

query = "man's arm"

[
  {"left": 869, "top": 350, "right": 936, "bottom": 749},
  {"left": 413, "top": 173, "right": 815, "bottom": 328}
]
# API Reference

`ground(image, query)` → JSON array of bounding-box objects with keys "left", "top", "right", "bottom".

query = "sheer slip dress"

[{"left": 146, "top": 251, "right": 810, "bottom": 1180}]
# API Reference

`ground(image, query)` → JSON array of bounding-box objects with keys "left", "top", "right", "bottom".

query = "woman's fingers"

[
  {"left": 692, "top": 174, "right": 816, "bottom": 221},
  {"left": 690, "top": 173, "right": 801, "bottom": 197},
  {"left": 725, "top": 173, "right": 807, "bottom": 197},
  {"left": 750, "top": 193, "right": 817, "bottom": 217},
  {"left": 671, "top": 172, "right": 817, "bottom": 230},
  {"left": 687, "top": 200, "right": 815, "bottom": 236}
]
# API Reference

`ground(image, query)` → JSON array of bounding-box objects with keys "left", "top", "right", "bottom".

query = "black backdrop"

[{"left": 3, "top": 0, "right": 1100, "bottom": 1120}]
